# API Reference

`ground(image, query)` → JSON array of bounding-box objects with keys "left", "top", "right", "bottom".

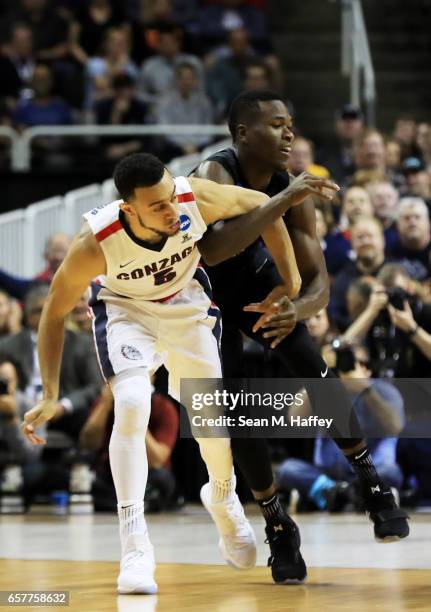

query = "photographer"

[
  {"left": 0, "top": 358, "right": 43, "bottom": 470},
  {"left": 276, "top": 345, "right": 404, "bottom": 511},
  {"left": 341, "top": 264, "right": 431, "bottom": 377}
]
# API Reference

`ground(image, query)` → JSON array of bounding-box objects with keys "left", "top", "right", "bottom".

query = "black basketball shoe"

[
  {"left": 364, "top": 484, "right": 410, "bottom": 542},
  {"left": 265, "top": 518, "right": 307, "bottom": 584}
]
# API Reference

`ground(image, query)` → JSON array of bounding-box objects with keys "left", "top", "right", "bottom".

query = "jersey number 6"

[{"left": 154, "top": 266, "right": 177, "bottom": 286}]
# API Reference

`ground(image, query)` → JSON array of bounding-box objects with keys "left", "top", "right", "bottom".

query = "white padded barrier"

[
  {"left": 0, "top": 209, "right": 27, "bottom": 276},
  {"left": 101, "top": 178, "right": 118, "bottom": 204},
  {"left": 24, "top": 197, "right": 65, "bottom": 276},
  {"left": 64, "top": 184, "right": 102, "bottom": 235},
  {"left": 168, "top": 153, "right": 203, "bottom": 177}
]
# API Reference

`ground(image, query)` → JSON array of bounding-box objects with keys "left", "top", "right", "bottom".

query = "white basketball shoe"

[
  {"left": 117, "top": 533, "right": 158, "bottom": 595},
  {"left": 200, "top": 482, "right": 257, "bottom": 569}
]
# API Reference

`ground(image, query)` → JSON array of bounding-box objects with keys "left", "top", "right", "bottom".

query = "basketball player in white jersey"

[{"left": 22, "top": 153, "right": 339, "bottom": 594}]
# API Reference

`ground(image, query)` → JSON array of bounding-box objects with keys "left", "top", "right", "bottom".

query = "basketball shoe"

[
  {"left": 363, "top": 484, "right": 410, "bottom": 542},
  {"left": 200, "top": 482, "right": 257, "bottom": 569},
  {"left": 117, "top": 532, "right": 158, "bottom": 594},
  {"left": 265, "top": 517, "right": 307, "bottom": 584}
]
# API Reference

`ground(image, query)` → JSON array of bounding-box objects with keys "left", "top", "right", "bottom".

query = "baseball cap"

[
  {"left": 401, "top": 157, "right": 425, "bottom": 174},
  {"left": 336, "top": 104, "right": 364, "bottom": 120}
]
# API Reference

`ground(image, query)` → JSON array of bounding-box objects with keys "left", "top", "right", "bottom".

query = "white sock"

[
  {"left": 118, "top": 500, "right": 148, "bottom": 555},
  {"left": 210, "top": 475, "right": 236, "bottom": 503}
]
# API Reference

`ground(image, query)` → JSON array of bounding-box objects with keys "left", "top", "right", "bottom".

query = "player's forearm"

[
  {"left": 293, "top": 273, "right": 329, "bottom": 321},
  {"left": 262, "top": 219, "right": 301, "bottom": 299},
  {"left": 198, "top": 189, "right": 295, "bottom": 266},
  {"left": 38, "top": 305, "right": 65, "bottom": 402}
]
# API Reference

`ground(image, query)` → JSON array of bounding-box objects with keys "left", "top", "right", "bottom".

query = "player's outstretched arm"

[
  {"left": 191, "top": 166, "right": 338, "bottom": 260},
  {"left": 191, "top": 172, "right": 338, "bottom": 298},
  {"left": 22, "top": 225, "right": 105, "bottom": 445}
]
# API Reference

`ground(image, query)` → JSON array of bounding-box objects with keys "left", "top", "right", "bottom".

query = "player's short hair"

[
  {"left": 114, "top": 153, "right": 165, "bottom": 201},
  {"left": 228, "top": 90, "right": 285, "bottom": 141}
]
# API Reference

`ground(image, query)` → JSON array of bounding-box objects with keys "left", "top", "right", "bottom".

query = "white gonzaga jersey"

[{"left": 83, "top": 176, "right": 207, "bottom": 300}]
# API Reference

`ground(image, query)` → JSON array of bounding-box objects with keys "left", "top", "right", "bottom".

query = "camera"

[
  {"left": 332, "top": 340, "right": 356, "bottom": 373},
  {"left": 387, "top": 286, "right": 410, "bottom": 310},
  {"left": 0, "top": 378, "right": 9, "bottom": 395}
]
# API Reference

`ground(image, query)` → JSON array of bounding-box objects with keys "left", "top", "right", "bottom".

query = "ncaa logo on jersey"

[
  {"left": 121, "top": 344, "right": 143, "bottom": 360},
  {"left": 179, "top": 214, "right": 191, "bottom": 231}
]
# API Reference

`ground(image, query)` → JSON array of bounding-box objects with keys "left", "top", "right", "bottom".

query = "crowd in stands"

[
  {"left": 1, "top": 0, "right": 431, "bottom": 515},
  {"left": 0, "top": 0, "right": 277, "bottom": 169}
]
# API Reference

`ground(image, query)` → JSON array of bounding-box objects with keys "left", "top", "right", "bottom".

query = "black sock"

[
  {"left": 258, "top": 493, "right": 290, "bottom": 529},
  {"left": 345, "top": 447, "right": 384, "bottom": 496}
]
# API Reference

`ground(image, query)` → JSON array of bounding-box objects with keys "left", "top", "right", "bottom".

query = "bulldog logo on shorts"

[{"left": 121, "top": 344, "right": 143, "bottom": 360}]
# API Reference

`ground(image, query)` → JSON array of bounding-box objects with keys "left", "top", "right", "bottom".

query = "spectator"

[
  {"left": 74, "top": 0, "right": 124, "bottom": 58},
  {"left": 12, "top": 63, "right": 73, "bottom": 128},
  {"left": 416, "top": 122, "right": 431, "bottom": 170},
  {"left": 0, "top": 232, "right": 72, "bottom": 300},
  {"left": 387, "top": 197, "right": 431, "bottom": 281},
  {"left": 315, "top": 207, "right": 352, "bottom": 277},
  {"left": 305, "top": 308, "right": 338, "bottom": 351},
  {"left": 0, "top": 291, "right": 22, "bottom": 339},
  {"left": 276, "top": 347, "right": 405, "bottom": 512},
  {"left": 12, "top": 63, "right": 74, "bottom": 168},
  {"left": 66, "top": 292, "right": 92, "bottom": 335},
  {"left": 0, "top": 358, "right": 42, "bottom": 461},
  {"left": 400, "top": 157, "right": 431, "bottom": 206},
  {"left": 139, "top": 27, "right": 203, "bottom": 104},
  {"left": 339, "top": 186, "right": 374, "bottom": 233},
  {"left": 155, "top": 62, "right": 214, "bottom": 159},
  {"left": 367, "top": 181, "right": 400, "bottom": 251},
  {"left": 94, "top": 73, "right": 150, "bottom": 166},
  {"left": 352, "top": 129, "right": 404, "bottom": 190},
  {"left": 0, "top": 284, "right": 103, "bottom": 440},
  {"left": 385, "top": 138, "right": 402, "bottom": 173},
  {"left": 392, "top": 115, "right": 420, "bottom": 160},
  {"left": 5, "top": 0, "right": 85, "bottom": 107},
  {"left": 342, "top": 264, "right": 431, "bottom": 378},
  {"left": 130, "top": 3, "right": 188, "bottom": 65},
  {"left": 242, "top": 60, "right": 270, "bottom": 91},
  {"left": 0, "top": 22, "right": 35, "bottom": 103},
  {"left": 206, "top": 27, "right": 260, "bottom": 116},
  {"left": 7, "top": 0, "right": 70, "bottom": 63},
  {"left": 79, "top": 383, "right": 179, "bottom": 512},
  {"left": 287, "top": 137, "right": 330, "bottom": 179},
  {"left": 193, "top": 0, "right": 270, "bottom": 53},
  {"left": 317, "top": 104, "right": 364, "bottom": 185},
  {"left": 84, "top": 26, "right": 139, "bottom": 108},
  {"left": 329, "top": 217, "right": 386, "bottom": 331}
]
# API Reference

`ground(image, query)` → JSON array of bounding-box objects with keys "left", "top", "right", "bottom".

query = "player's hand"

[
  {"left": 283, "top": 172, "right": 340, "bottom": 208},
  {"left": 244, "top": 288, "right": 298, "bottom": 348},
  {"left": 22, "top": 399, "right": 58, "bottom": 445}
]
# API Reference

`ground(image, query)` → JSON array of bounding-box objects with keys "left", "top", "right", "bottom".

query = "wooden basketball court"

[{"left": 1, "top": 509, "right": 430, "bottom": 611}]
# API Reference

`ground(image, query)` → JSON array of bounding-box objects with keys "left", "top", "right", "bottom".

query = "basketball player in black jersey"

[{"left": 195, "top": 91, "right": 409, "bottom": 584}]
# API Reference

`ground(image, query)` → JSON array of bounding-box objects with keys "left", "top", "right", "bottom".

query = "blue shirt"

[{"left": 13, "top": 99, "right": 73, "bottom": 126}]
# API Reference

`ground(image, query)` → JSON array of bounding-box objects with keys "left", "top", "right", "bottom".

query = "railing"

[
  {"left": 341, "top": 0, "right": 376, "bottom": 126},
  {"left": 0, "top": 130, "right": 233, "bottom": 276},
  {"left": 9, "top": 124, "right": 229, "bottom": 171}
]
